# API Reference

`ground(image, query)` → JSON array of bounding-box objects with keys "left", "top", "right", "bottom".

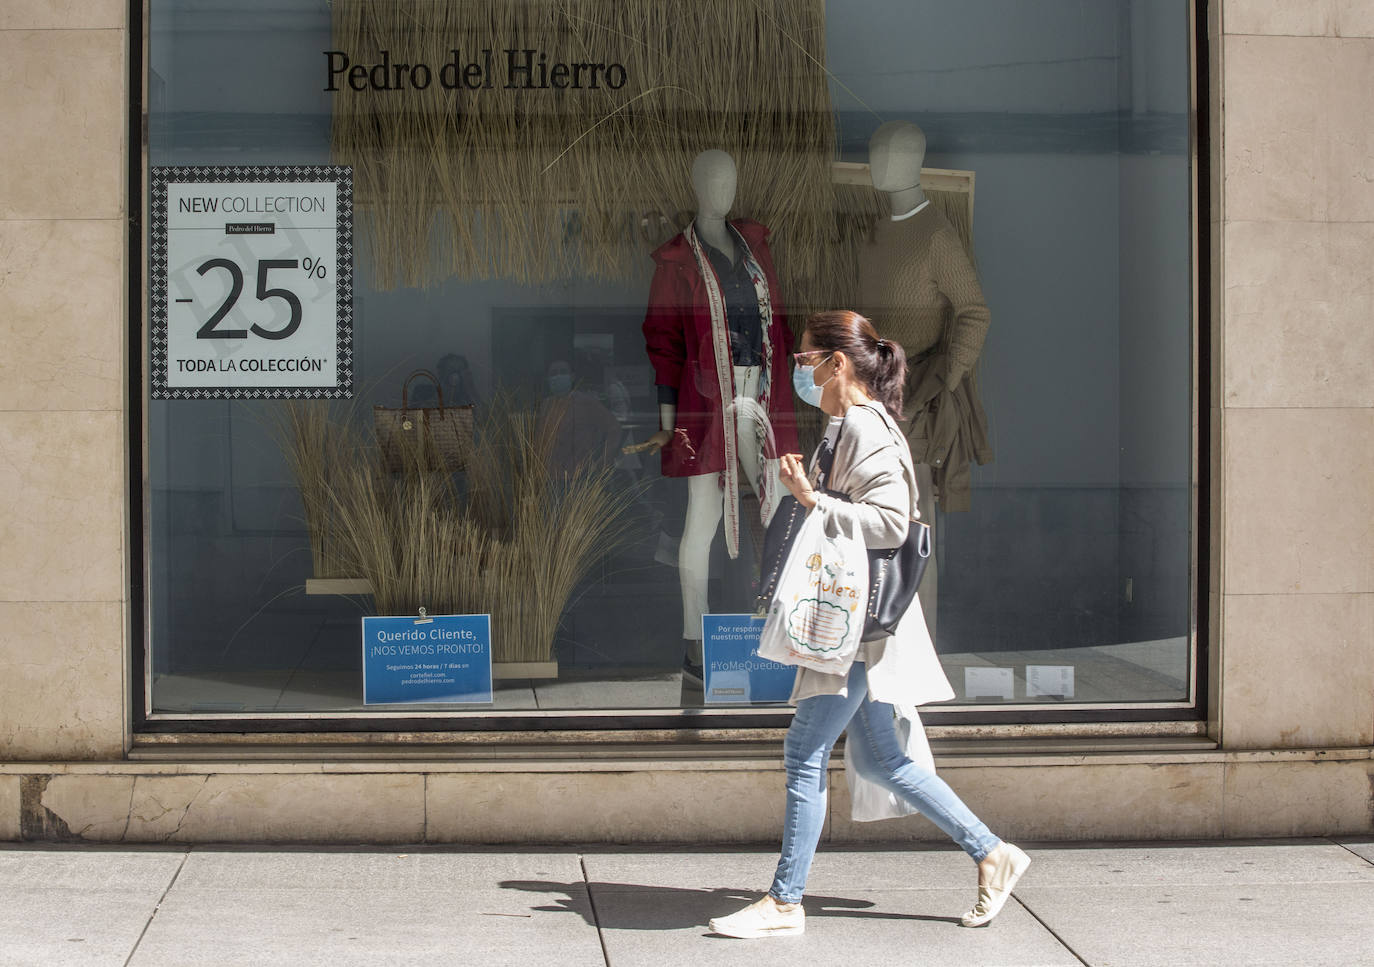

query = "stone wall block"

[
  {"left": 1223, "top": 758, "right": 1374, "bottom": 836},
  {"left": 426, "top": 770, "right": 792, "bottom": 844},
  {"left": 0, "top": 29, "right": 123, "bottom": 220},
  {"left": 1221, "top": 2, "right": 1374, "bottom": 39},
  {"left": 18, "top": 773, "right": 426, "bottom": 844},
  {"left": 0, "top": 776, "right": 19, "bottom": 840},
  {"left": 830, "top": 762, "right": 1225, "bottom": 843},
  {"left": 1224, "top": 0, "right": 1336, "bottom": 37},
  {"left": 1223, "top": 408, "right": 1374, "bottom": 595},
  {"left": 0, "top": 1, "right": 124, "bottom": 30},
  {"left": 0, "top": 411, "right": 124, "bottom": 602},
  {"left": 24, "top": 774, "right": 135, "bottom": 842},
  {"left": 0, "top": 602, "right": 125, "bottom": 760},
  {"left": 136, "top": 774, "right": 426, "bottom": 844},
  {"left": 1221, "top": 593, "right": 1374, "bottom": 748},
  {"left": 1223, "top": 220, "right": 1374, "bottom": 408},
  {"left": 1325, "top": 38, "right": 1374, "bottom": 220},
  {"left": 1334, "top": 0, "right": 1374, "bottom": 37},
  {"left": 0, "top": 219, "right": 124, "bottom": 412},
  {"left": 1223, "top": 35, "right": 1330, "bottom": 221}
]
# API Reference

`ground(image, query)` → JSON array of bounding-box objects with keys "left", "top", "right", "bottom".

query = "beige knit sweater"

[{"left": 857, "top": 204, "right": 990, "bottom": 389}]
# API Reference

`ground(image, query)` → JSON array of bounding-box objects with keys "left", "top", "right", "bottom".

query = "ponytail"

[{"left": 870, "top": 337, "right": 907, "bottom": 418}]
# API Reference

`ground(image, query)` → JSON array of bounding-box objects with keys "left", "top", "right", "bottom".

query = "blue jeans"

[{"left": 769, "top": 662, "right": 1002, "bottom": 903}]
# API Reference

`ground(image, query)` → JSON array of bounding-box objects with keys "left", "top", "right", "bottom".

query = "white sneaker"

[
  {"left": 708, "top": 894, "right": 805, "bottom": 939},
  {"left": 961, "top": 843, "right": 1031, "bottom": 927}
]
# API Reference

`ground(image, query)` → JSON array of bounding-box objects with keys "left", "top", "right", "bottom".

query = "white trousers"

[{"left": 679, "top": 366, "right": 777, "bottom": 640}]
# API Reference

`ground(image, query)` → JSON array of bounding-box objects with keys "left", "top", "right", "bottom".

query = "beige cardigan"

[{"left": 789, "top": 401, "right": 956, "bottom": 707}]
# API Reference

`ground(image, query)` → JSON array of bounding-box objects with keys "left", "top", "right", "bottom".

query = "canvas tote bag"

[{"left": 757, "top": 504, "right": 868, "bottom": 675}]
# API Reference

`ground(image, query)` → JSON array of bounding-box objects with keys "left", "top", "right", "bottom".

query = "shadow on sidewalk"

[{"left": 500, "top": 880, "right": 962, "bottom": 931}]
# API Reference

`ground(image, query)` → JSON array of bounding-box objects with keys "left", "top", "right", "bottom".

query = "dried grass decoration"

[
  {"left": 271, "top": 399, "right": 363, "bottom": 579},
  {"left": 329, "top": 0, "right": 848, "bottom": 312},
  {"left": 275, "top": 398, "right": 636, "bottom": 665}
]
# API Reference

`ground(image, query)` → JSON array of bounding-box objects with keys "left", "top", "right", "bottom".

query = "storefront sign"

[
  {"left": 362, "top": 614, "right": 492, "bottom": 705},
  {"left": 150, "top": 165, "right": 353, "bottom": 399},
  {"left": 324, "top": 49, "right": 628, "bottom": 92},
  {"left": 702, "top": 614, "right": 794, "bottom": 705}
]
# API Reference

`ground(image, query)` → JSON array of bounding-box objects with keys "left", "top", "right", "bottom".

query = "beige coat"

[
  {"left": 903, "top": 348, "right": 993, "bottom": 513},
  {"left": 790, "top": 401, "right": 955, "bottom": 708}
]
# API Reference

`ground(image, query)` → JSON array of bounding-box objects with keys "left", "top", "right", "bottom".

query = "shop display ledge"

[
  {"left": 306, "top": 578, "right": 375, "bottom": 595},
  {"left": 490, "top": 661, "right": 559, "bottom": 680}
]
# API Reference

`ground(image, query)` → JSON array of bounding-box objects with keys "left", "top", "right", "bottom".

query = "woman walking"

[{"left": 709, "top": 310, "right": 1029, "bottom": 939}]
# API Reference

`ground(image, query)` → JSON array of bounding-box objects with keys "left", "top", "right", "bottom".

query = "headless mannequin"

[
  {"left": 647, "top": 150, "right": 740, "bottom": 444},
  {"left": 869, "top": 121, "right": 929, "bottom": 220},
  {"left": 627, "top": 149, "right": 777, "bottom": 673},
  {"left": 689, "top": 149, "right": 740, "bottom": 261},
  {"left": 866, "top": 120, "right": 989, "bottom": 400},
  {"left": 862, "top": 121, "right": 990, "bottom": 640}
]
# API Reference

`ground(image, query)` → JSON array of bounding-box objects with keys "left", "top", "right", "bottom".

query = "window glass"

[{"left": 146, "top": 0, "right": 1195, "bottom": 717}]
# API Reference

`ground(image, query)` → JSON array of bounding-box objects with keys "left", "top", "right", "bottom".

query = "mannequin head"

[
  {"left": 690, "top": 149, "right": 737, "bottom": 219},
  {"left": 868, "top": 120, "right": 927, "bottom": 193}
]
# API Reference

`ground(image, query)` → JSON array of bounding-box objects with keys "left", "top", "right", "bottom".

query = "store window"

[{"left": 142, "top": 0, "right": 1198, "bottom": 721}]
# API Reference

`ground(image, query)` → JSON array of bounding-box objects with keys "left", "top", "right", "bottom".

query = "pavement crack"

[
  {"left": 1328, "top": 836, "right": 1374, "bottom": 868},
  {"left": 1012, "top": 894, "right": 1091, "bottom": 966},
  {"left": 580, "top": 854, "right": 612, "bottom": 967},
  {"left": 122, "top": 849, "right": 190, "bottom": 967}
]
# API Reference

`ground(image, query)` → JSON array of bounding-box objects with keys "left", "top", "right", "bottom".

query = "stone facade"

[
  {"left": 0, "top": 1, "right": 1371, "bottom": 842},
  {"left": 0, "top": 3, "right": 128, "bottom": 761},
  {"left": 1215, "top": 0, "right": 1374, "bottom": 756}
]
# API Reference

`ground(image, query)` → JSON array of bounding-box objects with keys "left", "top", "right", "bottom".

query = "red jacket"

[{"left": 642, "top": 219, "right": 800, "bottom": 478}]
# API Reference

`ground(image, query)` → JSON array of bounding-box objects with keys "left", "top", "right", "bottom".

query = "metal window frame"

[{"left": 127, "top": 0, "right": 1214, "bottom": 739}]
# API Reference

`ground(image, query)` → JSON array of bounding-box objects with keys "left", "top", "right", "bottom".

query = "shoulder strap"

[
  {"left": 815, "top": 427, "right": 839, "bottom": 487},
  {"left": 817, "top": 401, "right": 918, "bottom": 496},
  {"left": 860, "top": 401, "right": 920, "bottom": 521}
]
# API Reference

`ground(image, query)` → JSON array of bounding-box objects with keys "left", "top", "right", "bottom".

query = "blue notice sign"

[
  {"left": 702, "top": 614, "right": 795, "bottom": 705},
  {"left": 362, "top": 614, "right": 492, "bottom": 705}
]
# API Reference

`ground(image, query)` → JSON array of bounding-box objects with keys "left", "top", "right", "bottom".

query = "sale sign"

[{"left": 150, "top": 166, "right": 354, "bottom": 399}]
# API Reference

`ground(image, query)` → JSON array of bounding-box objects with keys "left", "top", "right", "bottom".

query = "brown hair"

[{"left": 804, "top": 310, "right": 906, "bottom": 417}]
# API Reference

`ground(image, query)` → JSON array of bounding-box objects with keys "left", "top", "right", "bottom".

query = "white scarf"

[{"left": 685, "top": 222, "right": 778, "bottom": 559}]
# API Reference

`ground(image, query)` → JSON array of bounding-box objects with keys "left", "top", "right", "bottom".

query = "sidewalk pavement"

[{"left": 2, "top": 837, "right": 1372, "bottom": 966}]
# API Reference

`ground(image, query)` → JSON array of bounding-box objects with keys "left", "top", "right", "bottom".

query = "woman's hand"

[
  {"left": 778, "top": 453, "right": 818, "bottom": 510},
  {"left": 622, "top": 429, "right": 672, "bottom": 455}
]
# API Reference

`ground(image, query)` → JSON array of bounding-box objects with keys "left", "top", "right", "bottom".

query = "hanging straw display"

[{"left": 330, "top": 0, "right": 853, "bottom": 313}]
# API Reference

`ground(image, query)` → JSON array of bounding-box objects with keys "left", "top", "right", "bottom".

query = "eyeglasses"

[{"left": 792, "top": 351, "right": 832, "bottom": 366}]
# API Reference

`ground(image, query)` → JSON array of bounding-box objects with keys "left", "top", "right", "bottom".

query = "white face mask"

[{"left": 792, "top": 355, "right": 833, "bottom": 408}]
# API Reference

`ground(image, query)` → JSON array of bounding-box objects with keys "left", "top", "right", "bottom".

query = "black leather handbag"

[
  {"left": 757, "top": 427, "right": 931, "bottom": 641},
  {"left": 858, "top": 509, "right": 930, "bottom": 640}
]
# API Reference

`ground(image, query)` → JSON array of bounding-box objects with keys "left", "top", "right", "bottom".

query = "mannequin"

[
  {"left": 869, "top": 121, "right": 929, "bottom": 224},
  {"left": 628, "top": 149, "right": 799, "bottom": 681},
  {"left": 860, "top": 120, "right": 994, "bottom": 640}
]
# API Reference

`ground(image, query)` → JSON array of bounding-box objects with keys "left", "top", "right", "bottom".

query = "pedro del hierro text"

[{"left": 324, "top": 49, "right": 630, "bottom": 92}]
